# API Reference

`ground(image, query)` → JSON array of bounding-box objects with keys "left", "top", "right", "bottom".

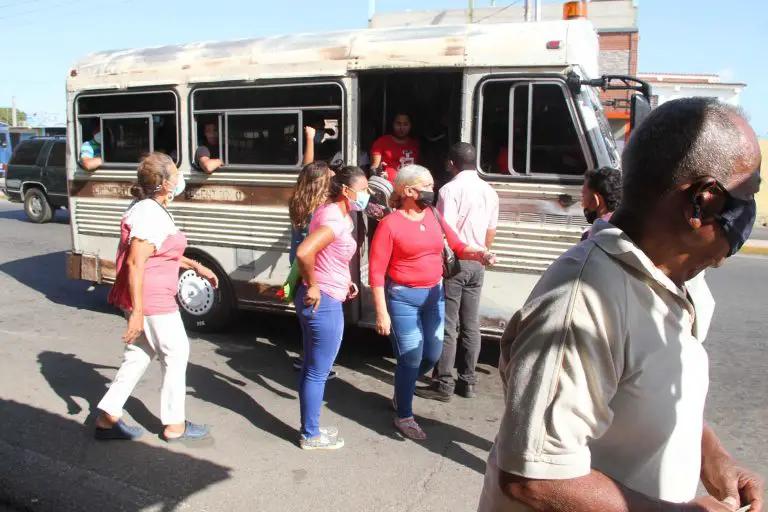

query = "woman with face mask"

[
  {"left": 294, "top": 165, "right": 369, "bottom": 450},
  {"left": 94, "top": 152, "right": 219, "bottom": 443},
  {"left": 368, "top": 165, "right": 495, "bottom": 440}
]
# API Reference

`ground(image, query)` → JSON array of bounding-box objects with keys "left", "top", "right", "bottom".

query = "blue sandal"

[
  {"left": 94, "top": 419, "right": 144, "bottom": 441},
  {"left": 163, "top": 421, "right": 211, "bottom": 443}
]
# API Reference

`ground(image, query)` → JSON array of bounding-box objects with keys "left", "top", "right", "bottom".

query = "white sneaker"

[{"left": 300, "top": 432, "right": 345, "bottom": 451}]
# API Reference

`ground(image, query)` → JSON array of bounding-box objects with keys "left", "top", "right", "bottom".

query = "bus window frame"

[
  {"left": 74, "top": 89, "right": 181, "bottom": 169},
  {"left": 224, "top": 109, "right": 304, "bottom": 170},
  {"left": 189, "top": 81, "right": 346, "bottom": 172},
  {"left": 473, "top": 74, "right": 595, "bottom": 185}
]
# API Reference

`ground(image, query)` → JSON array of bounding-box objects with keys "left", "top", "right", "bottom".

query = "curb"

[{"left": 741, "top": 243, "right": 768, "bottom": 256}]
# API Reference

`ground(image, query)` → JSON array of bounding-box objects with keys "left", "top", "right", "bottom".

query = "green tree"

[{"left": 0, "top": 108, "right": 28, "bottom": 125}]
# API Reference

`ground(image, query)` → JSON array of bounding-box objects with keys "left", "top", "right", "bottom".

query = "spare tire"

[{"left": 368, "top": 175, "right": 393, "bottom": 211}]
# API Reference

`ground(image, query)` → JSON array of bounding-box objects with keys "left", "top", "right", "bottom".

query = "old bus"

[{"left": 64, "top": 15, "right": 650, "bottom": 337}]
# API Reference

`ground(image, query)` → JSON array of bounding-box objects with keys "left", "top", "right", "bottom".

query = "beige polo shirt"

[{"left": 478, "top": 221, "right": 714, "bottom": 511}]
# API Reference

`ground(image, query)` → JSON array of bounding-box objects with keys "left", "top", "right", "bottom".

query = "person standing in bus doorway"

[
  {"left": 79, "top": 123, "right": 103, "bottom": 172},
  {"left": 194, "top": 122, "right": 224, "bottom": 174},
  {"left": 369, "top": 165, "right": 495, "bottom": 440},
  {"left": 294, "top": 166, "right": 369, "bottom": 450},
  {"left": 581, "top": 166, "right": 622, "bottom": 241},
  {"left": 94, "top": 152, "right": 217, "bottom": 443},
  {"left": 416, "top": 143, "right": 499, "bottom": 402},
  {"left": 370, "top": 112, "right": 421, "bottom": 185},
  {"left": 288, "top": 161, "right": 338, "bottom": 380}
]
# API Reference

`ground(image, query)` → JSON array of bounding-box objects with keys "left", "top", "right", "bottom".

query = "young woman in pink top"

[
  {"left": 369, "top": 165, "right": 495, "bottom": 440},
  {"left": 294, "top": 165, "right": 369, "bottom": 450},
  {"left": 94, "top": 153, "right": 219, "bottom": 443}
]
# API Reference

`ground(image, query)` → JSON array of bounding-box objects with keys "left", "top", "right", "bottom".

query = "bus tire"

[
  {"left": 176, "top": 253, "right": 234, "bottom": 333},
  {"left": 24, "top": 188, "right": 54, "bottom": 224}
]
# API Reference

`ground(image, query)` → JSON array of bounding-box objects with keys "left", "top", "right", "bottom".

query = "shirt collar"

[{"left": 590, "top": 219, "right": 689, "bottom": 302}]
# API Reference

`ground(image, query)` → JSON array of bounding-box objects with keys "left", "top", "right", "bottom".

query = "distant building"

[{"left": 637, "top": 72, "right": 745, "bottom": 107}]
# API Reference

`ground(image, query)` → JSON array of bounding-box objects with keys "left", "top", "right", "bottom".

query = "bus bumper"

[{"left": 66, "top": 252, "right": 115, "bottom": 284}]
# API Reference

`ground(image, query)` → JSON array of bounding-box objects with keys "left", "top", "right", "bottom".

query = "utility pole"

[
  {"left": 535, "top": 0, "right": 541, "bottom": 21},
  {"left": 524, "top": 0, "right": 532, "bottom": 21},
  {"left": 11, "top": 96, "right": 17, "bottom": 127},
  {"left": 468, "top": 0, "right": 474, "bottom": 23},
  {"left": 368, "top": 0, "right": 375, "bottom": 27},
  {"left": 490, "top": 0, "right": 496, "bottom": 6}
]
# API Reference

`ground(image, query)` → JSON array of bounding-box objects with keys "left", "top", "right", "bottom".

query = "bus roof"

[{"left": 68, "top": 20, "right": 599, "bottom": 92}]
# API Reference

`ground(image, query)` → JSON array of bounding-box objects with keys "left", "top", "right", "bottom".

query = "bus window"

[
  {"left": 226, "top": 112, "right": 300, "bottom": 166},
  {"left": 76, "top": 91, "right": 179, "bottom": 167},
  {"left": 191, "top": 83, "right": 343, "bottom": 170},
  {"left": 479, "top": 81, "right": 587, "bottom": 177}
]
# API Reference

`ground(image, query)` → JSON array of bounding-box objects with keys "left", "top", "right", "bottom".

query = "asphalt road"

[{"left": 0, "top": 200, "right": 767, "bottom": 511}]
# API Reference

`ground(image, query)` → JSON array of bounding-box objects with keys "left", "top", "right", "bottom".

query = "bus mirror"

[{"left": 630, "top": 94, "right": 651, "bottom": 132}]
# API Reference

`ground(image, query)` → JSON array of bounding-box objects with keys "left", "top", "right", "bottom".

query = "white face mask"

[
  {"left": 93, "top": 132, "right": 102, "bottom": 145},
  {"left": 166, "top": 174, "right": 185, "bottom": 202}
]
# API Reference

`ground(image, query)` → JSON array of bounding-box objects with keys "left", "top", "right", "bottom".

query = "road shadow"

[
  {"left": 0, "top": 398, "right": 231, "bottom": 512},
  {"left": 0, "top": 251, "right": 116, "bottom": 315},
  {"left": 37, "top": 350, "right": 298, "bottom": 446},
  {"left": 37, "top": 351, "right": 160, "bottom": 431},
  {"left": 206, "top": 312, "right": 494, "bottom": 474},
  {"left": 0, "top": 205, "right": 70, "bottom": 224}
]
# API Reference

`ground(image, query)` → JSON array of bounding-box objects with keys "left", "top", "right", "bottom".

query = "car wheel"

[
  {"left": 24, "top": 188, "right": 54, "bottom": 223},
  {"left": 176, "top": 253, "right": 235, "bottom": 333}
]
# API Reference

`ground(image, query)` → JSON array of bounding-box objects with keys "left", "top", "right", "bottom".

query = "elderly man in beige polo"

[{"left": 479, "top": 97, "right": 764, "bottom": 512}]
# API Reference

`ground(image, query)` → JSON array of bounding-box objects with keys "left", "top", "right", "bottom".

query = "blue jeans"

[
  {"left": 294, "top": 285, "right": 344, "bottom": 438},
  {"left": 386, "top": 281, "right": 445, "bottom": 419}
]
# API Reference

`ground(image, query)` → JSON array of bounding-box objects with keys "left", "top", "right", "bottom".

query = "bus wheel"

[
  {"left": 176, "top": 254, "right": 234, "bottom": 333},
  {"left": 24, "top": 188, "right": 54, "bottom": 223}
]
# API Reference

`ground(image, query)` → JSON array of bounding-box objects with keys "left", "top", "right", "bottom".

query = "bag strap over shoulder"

[{"left": 429, "top": 206, "right": 447, "bottom": 237}]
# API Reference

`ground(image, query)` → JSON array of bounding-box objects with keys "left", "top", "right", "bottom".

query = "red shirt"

[
  {"left": 496, "top": 147, "right": 510, "bottom": 174},
  {"left": 369, "top": 209, "right": 468, "bottom": 289},
  {"left": 371, "top": 135, "right": 420, "bottom": 184}
]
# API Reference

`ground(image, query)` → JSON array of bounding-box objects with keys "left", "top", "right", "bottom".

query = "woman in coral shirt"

[
  {"left": 369, "top": 165, "right": 495, "bottom": 440},
  {"left": 95, "top": 153, "right": 218, "bottom": 443}
]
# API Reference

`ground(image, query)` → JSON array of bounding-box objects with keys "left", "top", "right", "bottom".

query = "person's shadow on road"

[
  {"left": 37, "top": 350, "right": 298, "bottom": 445},
  {"left": 0, "top": 398, "right": 231, "bottom": 512},
  {"left": 206, "top": 314, "right": 494, "bottom": 474}
]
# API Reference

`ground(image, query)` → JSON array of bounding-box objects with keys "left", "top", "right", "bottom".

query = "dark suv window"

[
  {"left": 11, "top": 140, "right": 45, "bottom": 166},
  {"left": 47, "top": 142, "right": 66, "bottom": 167}
]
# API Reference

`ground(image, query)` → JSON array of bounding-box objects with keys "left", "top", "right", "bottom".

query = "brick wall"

[{"left": 598, "top": 31, "right": 639, "bottom": 117}]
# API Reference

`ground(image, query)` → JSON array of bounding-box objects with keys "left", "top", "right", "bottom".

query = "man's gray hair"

[{"left": 621, "top": 97, "right": 749, "bottom": 209}]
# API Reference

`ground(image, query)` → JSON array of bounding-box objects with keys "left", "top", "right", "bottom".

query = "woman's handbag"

[{"left": 430, "top": 207, "right": 462, "bottom": 279}]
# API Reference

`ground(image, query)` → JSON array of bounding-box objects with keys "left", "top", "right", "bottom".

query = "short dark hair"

[
  {"left": 448, "top": 142, "right": 477, "bottom": 170},
  {"left": 329, "top": 165, "right": 366, "bottom": 198},
  {"left": 621, "top": 97, "right": 747, "bottom": 209},
  {"left": 584, "top": 167, "right": 622, "bottom": 212}
]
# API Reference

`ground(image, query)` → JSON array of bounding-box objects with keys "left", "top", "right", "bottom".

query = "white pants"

[{"left": 98, "top": 310, "right": 190, "bottom": 426}]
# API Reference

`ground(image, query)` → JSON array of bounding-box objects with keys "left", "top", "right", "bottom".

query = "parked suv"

[{"left": 3, "top": 137, "right": 68, "bottom": 223}]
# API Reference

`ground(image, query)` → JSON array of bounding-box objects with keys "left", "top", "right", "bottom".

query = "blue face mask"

[
  {"left": 715, "top": 192, "right": 756, "bottom": 257},
  {"left": 350, "top": 190, "right": 370, "bottom": 212}
]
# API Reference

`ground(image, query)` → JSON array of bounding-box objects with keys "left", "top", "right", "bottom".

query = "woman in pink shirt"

[
  {"left": 94, "top": 153, "right": 218, "bottom": 443},
  {"left": 294, "top": 165, "right": 369, "bottom": 450},
  {"left": 369, "top": 165, "right": 495, "bottom": 440}
]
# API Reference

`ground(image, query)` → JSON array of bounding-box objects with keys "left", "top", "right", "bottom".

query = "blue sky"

[{"left": 2, "top": 0, "right": 765, "bottom": 136}]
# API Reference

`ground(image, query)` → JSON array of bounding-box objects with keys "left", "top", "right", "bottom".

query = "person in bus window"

[
  {"left": 370, "top": 112, "right": 420, "bottom": 185},
  {"left": 80, "top": 124, "right": 103, "bottom": 172},
  {"left": 581, "top": 166, "right": 622, "bottom": 241},
  {"left": 294, "top": 166, "right": 370, "bottom": 450},
  {"left": 194, "top": 122, "right": 224, "bottom": 174},
  {"left": 302, "top": 119, "right": 339, "bottom": 166},
  {"left": 95, "top": 152, "right": 217, "bottom": 443},
  {"left": 369, "top": 165, "right": 495, "bottom": 441},
  {"left": 288, "top": 161, "right": 339, "bottom": 380}
]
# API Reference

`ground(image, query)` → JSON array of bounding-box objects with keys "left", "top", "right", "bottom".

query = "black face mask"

[
  {"left": 584, "top": 208, "right": 599, "bottom": 224},
  {"left": 416, "top": 190, "right": 435, "bottom": 208},
  {"left": 714, "top": 193, "right": 757, "bottom": 257}
]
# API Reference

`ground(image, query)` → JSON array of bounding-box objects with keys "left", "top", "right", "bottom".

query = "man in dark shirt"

[{"left": 195, "top": 122, "right": 224, "bottom": 174}]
